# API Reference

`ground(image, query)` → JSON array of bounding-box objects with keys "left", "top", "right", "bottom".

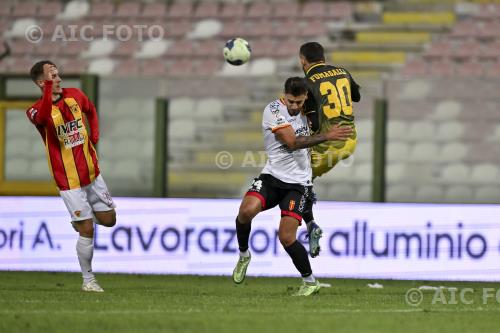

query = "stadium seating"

[{"left": 1, "top": 0, "right": 499, "bottom": 203}]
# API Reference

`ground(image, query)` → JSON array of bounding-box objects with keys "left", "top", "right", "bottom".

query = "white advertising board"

[{"left": 1, "top": 197, "right": 500, "bottom": 281}]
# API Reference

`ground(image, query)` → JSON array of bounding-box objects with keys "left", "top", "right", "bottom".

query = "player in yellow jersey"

[{"left": 299, "top": 42, "right": 361, "bottom": 257}]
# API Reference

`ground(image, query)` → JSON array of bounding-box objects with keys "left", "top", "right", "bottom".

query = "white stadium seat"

[
  {"left": 470, "top": 164, "right": 498, "bottom": 184},
  {"left": 88, "top": 58, "right": 115, "bottom": 75},
  {"left": 441, "top": 163, "right": 469, "bottom": 183},
  {"left": 416, "top": 185, "right": 445, "bottom": 202}
]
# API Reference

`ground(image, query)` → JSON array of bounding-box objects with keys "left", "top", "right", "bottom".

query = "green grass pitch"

[{"left": 1, "top": 271, "right": 500, "bottom": 333}]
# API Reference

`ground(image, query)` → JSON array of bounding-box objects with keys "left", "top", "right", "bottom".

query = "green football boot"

[
  {"left": 292, "top": 280, "right": 321, "bottom": 296},
  {"left": 232, "top": 252, "right": 251, "bottom": 284}
]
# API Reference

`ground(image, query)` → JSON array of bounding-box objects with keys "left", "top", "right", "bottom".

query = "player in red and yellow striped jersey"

[{"left": 27, "top": 61, "right": 116, "bottom": 292}]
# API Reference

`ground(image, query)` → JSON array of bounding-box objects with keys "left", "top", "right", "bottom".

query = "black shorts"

[{"left": 245, "top": 173, "right": 312, "bottom": 224}]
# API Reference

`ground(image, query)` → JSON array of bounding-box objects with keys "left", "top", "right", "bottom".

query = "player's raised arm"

[
  {"left": 29, "top": 63, "right": 58, "bottom": 124},
  {"left": 275, "top": 124, "right": 353, "bottom": 151}
]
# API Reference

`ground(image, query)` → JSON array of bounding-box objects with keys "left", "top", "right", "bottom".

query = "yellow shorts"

[{"left": 311, "top": 138, "right": 357, "bottom": 178}]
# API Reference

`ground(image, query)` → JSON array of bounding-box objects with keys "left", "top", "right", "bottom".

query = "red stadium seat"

[
  {"left": 38, "top": 2, "right": 62, "bottom": 18},
  {"left": 401, "top": 59, "right": 428, "bottom": 77},
  {"left": 9, "top": 39, "right": 34, "bottom": 55},
  {"left": 167, "top": 3, "right": 193, "bottom": 19},
  {"left": 248, "top": 2, "right": 272, "bottom": 19},
  {"left": 249, "top": 39, "right": 276, "bottom": 58},
  {"left": 273, "top": 2, "right": 299, "bottom": 18},
  {"left": 480, "top": 42, "right": 500, "bottom": 60},
  {"left": 299, "top": 20, "right": 328, "bottom": 38},
  {"left": 196, "top": 59, "right": 221, "bottom": 76},
  {"left": 141, "top": 59, "right": 168, "bottom": 76},
  {"left": 220, "top": 3, "right": 245, "bottom": 20},
  {"left": 197, "top": 40, "right": 221, "bottom": 58},
  {"left": 245, "top": 20, "right": 272, "bottom": 38},
  {"left": 274, "top": 39, "right": 302, "bottom": 58},
  {"left": 59, "top": 59, "right": 89, "bottom": 74},
  {"left": 272, "top": 20, "right": 299, "bottom": 38},
  {"left": 165, "top": 40, "right": 195, "bottom": 58},
  {"left": 34, "top": 41, "right": 61, "bottom": 57},
  {"left": 164, "top": 20, "right": 192, "bottom": 38},
  {"left": 423, "top": 40, "right": 452, "bottom": 60},
  {"left": 60, "top": 41, "right": 89, "bottom": 57},
  {"left": 477, "top": 21, "right": 500, "bottom": 39},
  {"left": 167, "top": 60, "right": 195, "bottom": 76},
  {"left": 111, "top": 40, "right": 139, "bottom": 58},
  {"left": 12, "top": 2, "right": 37, "bottom": 17},
  {"left": 449, "top": 20, "right": 479, "bottom": 39},
  {"left": 194, "top": 2, "right": 219, "bottom": 19},
  {"left": 114, "top": 59, "right": 140, "bottom": 76},
  {"left": 428, "top": 61, "right": 454, "bottom": 77},
  {"left": 87, "top": 3, "right": 114, "bottom": 19},
  {"left": 141, "top": 3, "right": 166, "bottom": 19},
  {"left": 0, "top": 3, "right": 11, "bottom": 16},
  {"left": 115, "top": 2, "right": 141, "bottom": 18},
  {"left": 327, "top": 2, "right": 353, "bottom": 19},
  {"left": 450, "top": 40, "right": 481, "bottom": 61},
  {"left": 220, "top": 21, "right": 245, "bottom": 38},
  {"left": 455, "top": 61, "right": 483, "bottom": 77},
  {"left": 301, "top": 2, "right": 325, "bottom": 18}
]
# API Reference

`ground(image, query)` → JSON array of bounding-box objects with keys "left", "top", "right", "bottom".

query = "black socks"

[
  {"left": 235, "top": 217, "right": 251, "bottom": 252},
  {"left": 284, "top": 240, "right": 312, "bottom": 277}
]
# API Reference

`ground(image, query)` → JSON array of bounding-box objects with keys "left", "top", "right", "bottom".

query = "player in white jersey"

[{"left": 232, "top": 77, "right": 353, "bottom": 296}]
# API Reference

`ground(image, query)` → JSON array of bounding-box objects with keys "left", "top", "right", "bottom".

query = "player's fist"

[
  {"left": 325, "top": 124, "right": 353, "bottom": 141},
  {"left": 42, "top": 64, "right": 57, "bottom": 82}
]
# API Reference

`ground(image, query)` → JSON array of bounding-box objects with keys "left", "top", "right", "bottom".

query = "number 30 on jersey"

[{"left": 319, "top": 78, "right": 353, "bottom": 119}]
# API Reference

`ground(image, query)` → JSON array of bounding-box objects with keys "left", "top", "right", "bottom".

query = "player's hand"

[
  {"left": 42, "top": 64, "right": 57, "bottom": 82},
  {"left": 324, "top": 124, "right": 353, "bottom": 141}
]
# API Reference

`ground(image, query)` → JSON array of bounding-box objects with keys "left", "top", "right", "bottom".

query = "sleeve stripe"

[{"left": 271, "top": 124, "right": 291, "bottom": 133}]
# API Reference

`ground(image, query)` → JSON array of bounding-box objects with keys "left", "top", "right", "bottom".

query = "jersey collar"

[{"left": 305, "top": 62, "right": 326, "bottom": 76}]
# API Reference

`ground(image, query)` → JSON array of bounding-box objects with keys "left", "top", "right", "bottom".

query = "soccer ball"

[{"left": 223, "top": 38, "right": 251, "bottom": 66}]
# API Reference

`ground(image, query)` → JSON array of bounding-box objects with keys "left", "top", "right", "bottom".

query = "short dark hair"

[
  {"left": 30, "top": 60, "right": 55, "bottom": 82},
  {"left": 284, "top": 77, "right": 308, "bottom": 96},
  {"left": 299, "top": 42, "right": 325, "bottom": 63}
]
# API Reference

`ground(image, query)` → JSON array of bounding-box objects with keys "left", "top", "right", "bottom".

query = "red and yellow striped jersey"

[{"left": 27, "top": 83, "right": 100, "bottom": 191}]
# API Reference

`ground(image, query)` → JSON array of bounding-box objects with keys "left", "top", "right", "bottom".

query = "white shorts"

[{"left": 60, "top": 174, "right": 116, "bottom": 221}]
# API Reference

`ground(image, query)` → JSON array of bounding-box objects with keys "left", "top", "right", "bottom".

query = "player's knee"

[
  {"left": 77, "top": 220, "right": 94, "bottom": 237},
  {"left": 96, "top": 210, "right": 116, "bottom": 227},
  {"left": 238, "top": 205, "right": 258, "bottom": 224},
  {"left": 278, "top": 230, "right": 296, "bottom": 247}
]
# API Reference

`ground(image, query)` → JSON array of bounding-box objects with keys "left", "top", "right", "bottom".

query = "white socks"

[
  {"left": 303, "top": 274, "right": 316, "bottom": 283},
  {"left": 76, "top": 236, "right": 95, "bottom": 283},
  {"left": 239, "top": 250, "right": 250, "bottom": 258}
]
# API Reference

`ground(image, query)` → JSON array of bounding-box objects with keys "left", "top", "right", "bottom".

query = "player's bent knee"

[
  {"left": 278, "top": 232, "right": 296, "bottom": 247},
  {"left": 238, "top": 205, "right": 258, "bottom": 224},
  {"left": 238, "top": 199, "right": 260, "bottom": 224},
  {"left": 95, "top": 210, "right": 116, "bottom": 227}
]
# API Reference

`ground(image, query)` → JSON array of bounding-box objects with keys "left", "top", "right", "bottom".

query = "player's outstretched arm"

[{"left": 275, "top": 124, "right": 352, "bottom": 151}]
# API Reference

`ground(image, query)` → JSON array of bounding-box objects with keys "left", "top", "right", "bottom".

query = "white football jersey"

[{"left": 261, "top": 98, "right": 312, "bottom": 186}]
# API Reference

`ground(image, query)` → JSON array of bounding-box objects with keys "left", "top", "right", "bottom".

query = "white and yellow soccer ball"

[{"left": 223, "top": 38, "right": 251, "bottom": 66}]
